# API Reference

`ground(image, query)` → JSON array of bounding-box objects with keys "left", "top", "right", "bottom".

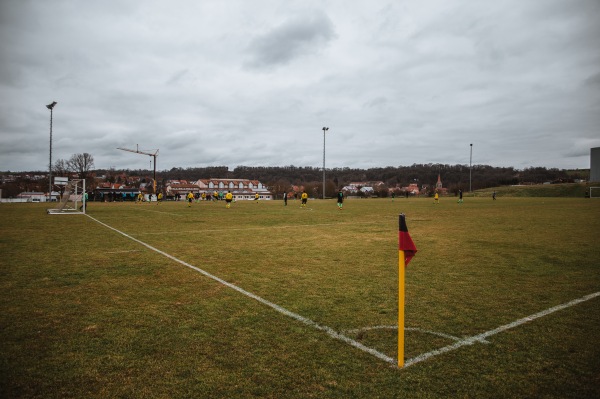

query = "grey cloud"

[
  {"left": 245, "top": 11, "right": 336, "bottom": 68},
  {"left": 1, "top": 1, "right": 598, "bottom": 172},
  {"left": 564, "top": 138, "right": 600, "bottom": 158},
  {"left": 584, "top": 72, "right": 600, "bottom": 87},
  {"left": 363, "top": 97, "right": 389, "bottom": 109},
  {"left": 166, "top": 69, "right": 190, "bottom": 85}
]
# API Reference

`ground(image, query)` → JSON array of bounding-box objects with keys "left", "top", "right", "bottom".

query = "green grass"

[
  {"left": 1, "top": 197, "right": 599, "bottom": 398},
  {"left": 473, "top": 182, "right": 595, "bottom": 197}
]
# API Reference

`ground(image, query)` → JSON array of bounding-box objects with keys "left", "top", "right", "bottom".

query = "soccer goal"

[
  {"left": 589, "top": 187, "right": 600, "bottom": 198},
  {"left": 47, "top": 179, "right": 86, "bottom": 215}
]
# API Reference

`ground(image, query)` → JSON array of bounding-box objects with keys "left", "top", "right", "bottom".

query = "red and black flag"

[{"left": 398, "top": 214, "right": 417, "bottom": 266}]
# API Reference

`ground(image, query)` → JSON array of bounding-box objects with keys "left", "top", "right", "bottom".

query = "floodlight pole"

[
  {"left": 322, "top": 127, "right": 329, "bottom": 199},
  {"left": 46, "top": 101, "right": 57, "bottom": 201},
  {"left": 153, "top": 155, "right": 157, "bottom": 193},
  {"left": 469, "top": 143, "right": 473, "bottom": 193}
]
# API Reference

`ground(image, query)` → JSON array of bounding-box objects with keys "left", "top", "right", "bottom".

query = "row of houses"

[
  {"left": 342, "top": 175, "right": 449, "bottom": 196},
  {"left": 166, "top": 178, "right": 273, "bottom": 200},
  {"left": 94, "top": 178, "right": 274, "bottom": 201},
  {"left": 9, "top": 175, "right": 451, "bottom": 202}
]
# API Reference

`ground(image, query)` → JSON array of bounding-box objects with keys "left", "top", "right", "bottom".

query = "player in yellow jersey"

[
  {"left": 301, "top": 191, "right": 308, "bottom": 207},
  {"left": 225, "top": 191, "right": 233, "bottom": 208},
  {"left": 137, "top": 192, "right": 143, "bottom": 204},
  {"left": 434, "top": 191, "right": 439, "bottom": 204},
  {"left": 187, "top": 192, "right": 194, "bottom": 207},
  {"left": 157, "top": 192, "right": 163, "bottom": 205}
]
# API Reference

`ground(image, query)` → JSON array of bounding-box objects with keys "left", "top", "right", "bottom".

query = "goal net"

[
  {"left": 47, "top": 179, "right": 86, "bottom": 215},
  {"left": 590, "top": 187, "right": 600, "bottom": 198}
]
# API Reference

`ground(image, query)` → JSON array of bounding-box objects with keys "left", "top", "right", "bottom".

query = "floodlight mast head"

[{"left": 46, "top": 101, "right": 57, "bottom": 110}]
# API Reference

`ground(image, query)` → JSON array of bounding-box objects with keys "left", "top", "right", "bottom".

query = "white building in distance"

[{"left": 166, "top": 178, "right": 273, "bottom": 200}]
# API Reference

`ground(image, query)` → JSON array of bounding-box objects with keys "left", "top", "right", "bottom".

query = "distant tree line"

[
  {"left": 100, "top": 163, "right": 588, "bottom": 198},
  {"left": 1, "top": 161, "right": 589, "bottom": 199}
]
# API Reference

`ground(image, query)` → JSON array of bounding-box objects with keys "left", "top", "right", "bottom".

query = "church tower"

[{"left": 436, "top": 174, "right": 443, "bottom": 190}]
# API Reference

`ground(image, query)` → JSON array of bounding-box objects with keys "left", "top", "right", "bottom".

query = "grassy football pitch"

[{"left": 1, "top": 197, "right": 599, "bottom": 398}]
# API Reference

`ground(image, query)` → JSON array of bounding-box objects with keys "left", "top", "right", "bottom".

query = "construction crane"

[{"left": 117, "top": 145, "right": 159, "bottom": 194}]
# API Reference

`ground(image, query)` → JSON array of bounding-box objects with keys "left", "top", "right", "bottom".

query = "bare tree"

[
  {"left": 266, "top": 179, "right": 290, "bottom": 199},
  {"left": 67, "top": 153, "right": 94, "bottom": 180},
  {"left": 52, "top": 159, "right": 70, "bottom": 197},
  {"left": 53, "top": 159, "right": 70, "bottom": 178}
]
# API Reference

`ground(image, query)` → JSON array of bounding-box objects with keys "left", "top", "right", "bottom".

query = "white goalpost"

[
  {"left": 47, "top": 179, "right": 86, "bottom": 215},
  {"left": 589, "top": 187, "right": 600, "bottom": 198}
]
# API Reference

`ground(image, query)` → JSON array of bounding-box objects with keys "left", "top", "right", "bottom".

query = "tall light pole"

[
  {"left": 46, "top": 101, "right": 57, "bottom": 201},
  {"left": 322, "top": 127, "right": 329, "bottom": 199},
  {"left": 469, "top": 143, "right": 473, "bottom": 193}
]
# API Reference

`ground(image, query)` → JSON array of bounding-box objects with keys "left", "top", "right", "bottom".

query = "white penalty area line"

[
  {"left": 85, "top": 214, "right": 396, "bottom": 365},
  {"left": 404, "top": 291, "right": 600, "bottom": 368}
]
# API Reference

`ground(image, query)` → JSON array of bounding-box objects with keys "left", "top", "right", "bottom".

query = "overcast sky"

[{"left": 1, "top": 0, "right": 599, "bottom": 173}]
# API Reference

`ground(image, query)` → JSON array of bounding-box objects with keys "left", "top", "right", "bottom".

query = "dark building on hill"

[{"left": 591, "top": 147, "right": 600, "bottom": 183}]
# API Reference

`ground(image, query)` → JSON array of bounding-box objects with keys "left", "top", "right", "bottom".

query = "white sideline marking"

[
  {"left": 86, "top": 214, "right": 396, "bottom": 365},
  {"left": 404, "top": 291, "right": 600, "bottom": 368}
]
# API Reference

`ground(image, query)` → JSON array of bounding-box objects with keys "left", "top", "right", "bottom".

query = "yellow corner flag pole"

[
  {"left": 398, "top": 246, "right": 406, "bottom": 368},
  {"left": 398, "top": 213, "right": 417, "bottom": 368}
]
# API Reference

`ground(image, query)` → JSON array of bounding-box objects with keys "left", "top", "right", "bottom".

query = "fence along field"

[{"left": 1, "top": 196, "right": 599, "bottom": 398}]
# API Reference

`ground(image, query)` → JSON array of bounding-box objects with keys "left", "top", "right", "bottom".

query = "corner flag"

[
  {"left": 398, "top": 213, "right": 417, "bottom": 368},
  {"left": 399, "top": 214, "right": 417, "bottom": 265}
]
